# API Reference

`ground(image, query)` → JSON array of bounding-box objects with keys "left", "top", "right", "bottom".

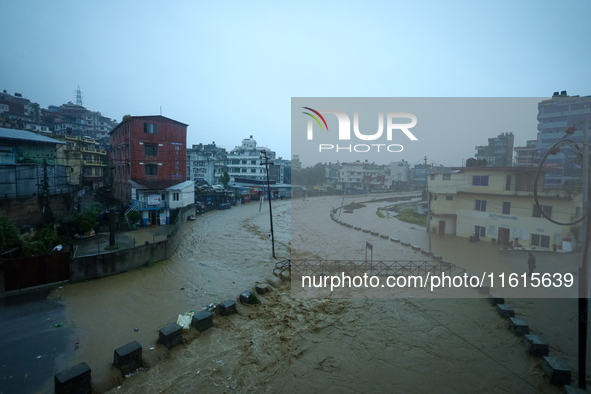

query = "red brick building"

[{"left": 110, "top": 115, "right": 188, "bottom": 205}]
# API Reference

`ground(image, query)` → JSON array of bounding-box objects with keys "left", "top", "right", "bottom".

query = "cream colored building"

[
  {"left": 428, "top": 167, "right": 581, "bottom": 250},
  {"left": 55, "top": 135, "right": 107, "bottom": 189}
]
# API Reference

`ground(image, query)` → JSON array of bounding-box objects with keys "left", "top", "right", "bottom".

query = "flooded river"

[{"left": 44, "top": 193, "right": 585, "bottom": 392}]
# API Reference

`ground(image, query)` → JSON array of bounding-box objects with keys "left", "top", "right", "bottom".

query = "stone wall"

[{"left": 70, "top": 205, "right": 188, "bottom": 282}]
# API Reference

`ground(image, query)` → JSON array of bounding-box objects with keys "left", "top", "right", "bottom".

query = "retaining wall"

[{"left": 70, "top": 206, "right": 187, "bottom": 282}]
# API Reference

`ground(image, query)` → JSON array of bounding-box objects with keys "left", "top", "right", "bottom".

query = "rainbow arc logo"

[{"left": 302, "top": 107, "right": 329, "bottom": 132}]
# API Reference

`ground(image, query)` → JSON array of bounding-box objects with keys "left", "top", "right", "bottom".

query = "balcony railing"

[
  {"left": 81, "top": 147, "right": 106, "bottom": 155},
  {"left": 83, "top": 160, "right": 106, "bottom": 166},
  {"left": 131, "top": 199, "right": 168, "bottom": 210}
]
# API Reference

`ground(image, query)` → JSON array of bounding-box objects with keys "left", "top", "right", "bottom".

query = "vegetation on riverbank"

[{"left": 379, "top": 203, "right": 428, "bottom": 227}]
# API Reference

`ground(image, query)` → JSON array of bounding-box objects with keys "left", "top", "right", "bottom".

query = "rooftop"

[
  {"left": 129, "top": 179, "right": 187, "bottom": 191},
  {"left": 0, "top": 127, "right": 65, "bottom": 145},
  {"left": 165, "top": 180, "right": 194, "bottom": 190}
]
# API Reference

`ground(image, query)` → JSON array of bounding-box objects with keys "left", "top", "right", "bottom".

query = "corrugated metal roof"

[
  {"left": 165, "top": 180, "right": 194, "bottom": 190},
  {"left": 0, "top": 127, "right": 66, "bottom": 144}
]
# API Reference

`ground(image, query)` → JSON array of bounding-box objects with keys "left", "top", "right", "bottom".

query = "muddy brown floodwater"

[{"left": 51, "top": 193, "right": 581, "bottom": 393}]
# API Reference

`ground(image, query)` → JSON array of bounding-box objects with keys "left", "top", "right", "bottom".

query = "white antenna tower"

[{"left": 74, "top": 85, "right": 84, "bottom": 106}]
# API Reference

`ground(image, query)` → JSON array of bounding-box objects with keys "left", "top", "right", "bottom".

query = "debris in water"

[
  {"left": 134, "top": 328, "right": 138, "bottom": 331},
  {"left": 150, "top": 347, "right": 155, "bottom": 351},
  {"left": 36, "top": 355, "right": 41, "bottom": 359},
  {"left": 180, "top": 287, "right": 185, "bottom": 290}
]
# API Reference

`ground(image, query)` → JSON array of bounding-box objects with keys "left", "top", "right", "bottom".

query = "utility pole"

[
  {"left": 339, "top": 180, "right": 346, "bottom": 217},
  {"left": 579, "top": 118, "right": 589, "bottom": 390},
  {"left": 425, "top": 156, "right": 432, "bottom": 252},
  {"left": 42, "top": 159, "right": 53, "bottom": 224},
  {"left": 260, "top": 150, "right": 275, "bottom": 258}
]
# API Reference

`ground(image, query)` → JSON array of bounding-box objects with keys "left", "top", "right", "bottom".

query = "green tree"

[
  {"left": 22, "top": 226, "right": 63, "bottom": 256},
  {"left": 291, "top": 163, "right": 326, "bottom": 187},
  {"left": 220, "top": 171, "right": 231, "bottom": 188},
  {"left": 0, "top": 215, "right": 22, "bottom": 252}
]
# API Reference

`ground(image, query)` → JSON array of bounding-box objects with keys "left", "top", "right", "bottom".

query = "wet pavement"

[
  {"left": 73, "top": 226, "right": 172, "bottom": 257},
  {"left": 0, "top": 289, "right": 74, "bottom": 394}
]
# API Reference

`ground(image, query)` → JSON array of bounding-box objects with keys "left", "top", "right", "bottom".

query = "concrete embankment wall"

[{"left": 70, "top": 206, "right": 188, "bottom": 282}]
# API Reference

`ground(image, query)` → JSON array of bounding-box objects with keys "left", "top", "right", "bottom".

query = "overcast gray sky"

[{"left": 1, "top": 0, "right": 590, "bottom": 165}]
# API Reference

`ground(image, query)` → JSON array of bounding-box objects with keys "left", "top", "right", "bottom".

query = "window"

[
  {"left": 144, "top": 144, "right": 158, "bottom": 156},
  {"left": 144, "top": 123, "right": 157, "bottom": 134},
  {"left": 472, "top": 175, "right": 489, "bottom": 186},
  {"left": 173, "top": 192, "right": 179, "bottom": 201},
  {"left": 251, "top": 169, "right": 256, "bottom": 173},
  {"left": 443, "top": 174, "right": 451, "bottom": 180},
  {"left": 502, "top": 202, "right": 511, "bottom": 215},
  {"left": 531, "top": 234, "right": 550, "bottom": 248},
  {"left": 430, "top": 175, "right": 435, "bottom": 180},
  {"left": 433, "top": 195, "right": 438, "bottom": 200},
  {"left": 145, "top": 164, "right": 158, "bottom": 175},
  {"left": 505, "top": 175, "right": 511, "bottom": 191},
  {"left": 475, "top": 199, "right": 487, "bottom": 212},
  {"left": 241, "top": 168, "right": 247, "bottom": 173},
  {"left": 446, "top": 195, "right": 453, "bottom": 201},
  {"left": 474, "top": 226, "right": 485, "bottom": 237},
  {"left": 533, "top": 205, "right": 552, "bottom": 218}
]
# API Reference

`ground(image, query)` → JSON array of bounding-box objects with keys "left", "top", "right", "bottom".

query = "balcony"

[
  {"left": 83, "top": 160, "right": 106, "bottom": 166},
  {"left": 131, "top": 199, "right": 168, "bottom": 210},
  {"left": 81, "top": 147, "right": 106, "bottom": 155}
]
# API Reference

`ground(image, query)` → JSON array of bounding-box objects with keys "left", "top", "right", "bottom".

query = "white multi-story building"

[
  {"left": 227, "top": 136, "right": 282, "bottom": 183},
  {"left": 338, "top": 162, "right": 388, "bottom": 192},
  {"left": 390, "top": 160, "right": 410, "bottom": 182},
  {"left": 83, "top": 111, "right": 118, "bottom": 141},
  {"left": 186, "top": 142, "right": 228, "bottom": 185}
]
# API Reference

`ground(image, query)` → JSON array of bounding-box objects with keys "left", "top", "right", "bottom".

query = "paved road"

[{"left": 0, "top": 289, "right": 73, "bottom": 394}]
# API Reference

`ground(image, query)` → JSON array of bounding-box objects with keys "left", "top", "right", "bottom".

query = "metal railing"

[{"left": 289, "top": 259, "right": 465, "bottom": 277}]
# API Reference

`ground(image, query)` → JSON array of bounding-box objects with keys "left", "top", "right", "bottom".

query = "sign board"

[
  {"left": 159, "top": 213, "right": 166, "bottom": 225},
  {"left": 0, "top": 146, "right": 16, "bottom": 164},
  {"left": 148, "top": 195, "right": 160, "bottom": 205}
]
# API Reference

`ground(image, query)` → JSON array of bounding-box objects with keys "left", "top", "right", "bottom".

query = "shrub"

[
  {"left": 0, "top": 215, "right": 22, "bottom": 252},
  {"left": 127, "top": 210, "right": 142, "bottom": 223}
]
